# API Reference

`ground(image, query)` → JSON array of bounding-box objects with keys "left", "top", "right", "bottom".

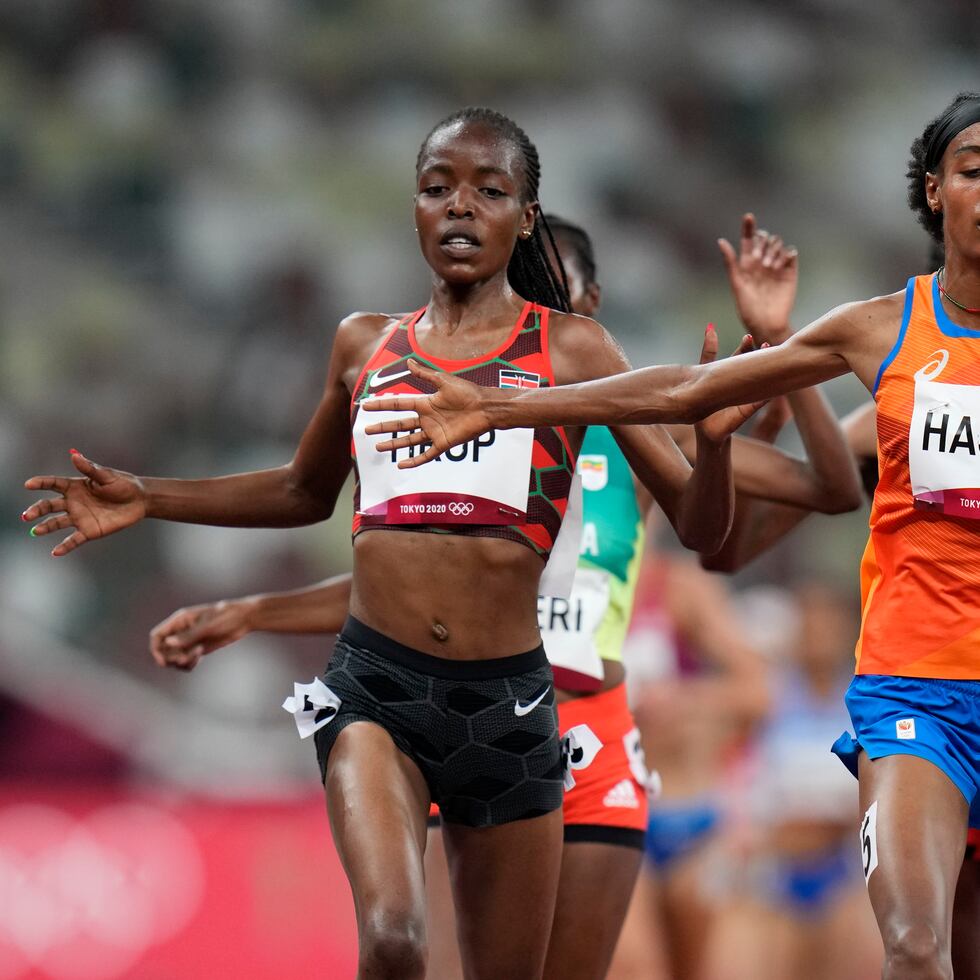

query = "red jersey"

[{"left": 350, "top": 302, "right": 576, "bottom": 558}]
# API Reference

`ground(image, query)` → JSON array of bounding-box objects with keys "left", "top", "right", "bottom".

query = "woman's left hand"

[{"left": 695, "top": 327, "right": 767, "bottom": 443}]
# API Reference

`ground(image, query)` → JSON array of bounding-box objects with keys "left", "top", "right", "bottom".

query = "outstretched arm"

[
  {"left": 363, "top": 308, "right": 855, "bottom": 466},
  {"left": 150, "top": 574, "right": 353, "bottom": 671},
  {"left": 23, "top": 313, "right": 385, "bottom": 555},
  {"left": 613, "top": 327, "right": 762, "bottom": 554},
  {"left": 543, "top": 313, "right": 762, "bottom": 556}
]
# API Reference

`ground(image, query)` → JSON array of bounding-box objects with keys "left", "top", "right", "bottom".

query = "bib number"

[
  {"left": 539, "top": 566, "right": 610, "bottom": 686},
  {"left": 908, "top": 350, "right": 980, "bottom": 518},
  {"left": 352, "top": 397, "right": 534, "bottom": 524}
]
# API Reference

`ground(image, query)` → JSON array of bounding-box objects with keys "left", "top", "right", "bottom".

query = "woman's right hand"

[
  {"left": 149, "top": 599, "right": 255, "bottom": 671},
  {"left": 22, "top": 450, "right": 147, "bottom": 556},
  {"left": 363, "top": 359, "right": 493, "bottom": 468},
  {"left": 718, "top": 213, "right": 798, "bottom": 345}
]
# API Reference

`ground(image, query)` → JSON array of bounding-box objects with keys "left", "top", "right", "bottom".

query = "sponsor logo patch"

[
  {"left": 603, "top": 779, "right": 640, "bottom": 809},
  {"left": 578, "top": 454, "right": 609, "bottom": 492},
  {"left": 514, "top": 686, "right": 551, "bottom": 717},
  {"left": 368, "top": 365, "right": 412, "bottom": 389},
  {"left": 896, "top": 718, "right": 916, "bottom": 740},
  {"left": 499, "top": 369, "right": 540, "bottom": 389}
]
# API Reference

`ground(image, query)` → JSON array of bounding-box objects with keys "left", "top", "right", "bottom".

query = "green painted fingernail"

[{"left": 29, "top": 527, "right": 37, "bottom": 537}]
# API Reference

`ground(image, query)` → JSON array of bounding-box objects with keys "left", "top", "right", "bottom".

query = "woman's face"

[
  {"left": 415, "top": 121, "right": 536, "bottom": 286},
  {"left": 553, "top": 238, "right": 601, "bottom": 316},
  {"left": 927, "top": 121, "right": 980, "bottom": 263}
]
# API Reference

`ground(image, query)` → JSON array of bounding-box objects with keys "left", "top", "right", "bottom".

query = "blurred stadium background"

[{"left": 1, "top": 1, "right": 977, "bottom": 977}]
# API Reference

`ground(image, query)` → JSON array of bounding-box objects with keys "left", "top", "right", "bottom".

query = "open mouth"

[{"left": 440, "top": 230, "right": 481, "bottom": 255}]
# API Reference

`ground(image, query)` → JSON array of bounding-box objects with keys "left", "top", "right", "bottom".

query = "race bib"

[
  {"left": 538, "top": 565, "right": 610, "bottom": 688},
  {"left": 537, "top": 473, "right": 583, "bottom": 600},
  {"left": 908, "top": 349, "right": 980, "bottom": 519},
  {"left": 352, "top": 397, "right": 534, "bottom": 524}
]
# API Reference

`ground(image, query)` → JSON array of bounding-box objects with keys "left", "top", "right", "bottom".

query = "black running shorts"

[{"left": 314, "top": 617, "right": 563, "bottom": 828}]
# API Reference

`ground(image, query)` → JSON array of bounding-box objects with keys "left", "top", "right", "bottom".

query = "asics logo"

[
  {"left": 368, "top": 366, "right": 412, "bottom": 389},
  {"left": 514, "top": 686, "right": 550, "bottom": 716},
  {"left": 449, "top": 501, "right": 474, "bottom": 516}
]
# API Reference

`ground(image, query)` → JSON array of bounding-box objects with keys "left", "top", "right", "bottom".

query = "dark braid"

[
  {"left": 907, "top": 92, "right": 980, "bottom": 247},
  {"left": 417, "top": 107, "right": 571, "bottom": 312},
  {"left": 542, "top": 215, "right": 597, "bottom": 286}
]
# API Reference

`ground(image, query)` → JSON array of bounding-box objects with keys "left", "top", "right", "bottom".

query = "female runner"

[
  {"left": 700, "top": 245, "right": 980, "bottom": 979},
  {"left": 145, "top": 215, "right": 858, "bottom": 979},
  {"left": 23, "top": 108, "right": 759, "bottom": 980},
  {"left": 364, "top": 92, "right": 980, "bottom": 980}
]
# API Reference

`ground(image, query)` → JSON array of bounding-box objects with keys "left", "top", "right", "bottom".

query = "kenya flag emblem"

[{"left": 499, "top": 369, "right": 541, "bottom": 389}]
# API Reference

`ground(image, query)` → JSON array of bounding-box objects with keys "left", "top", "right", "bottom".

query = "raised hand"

[
  {"left": 149, "top": 600, "right": 254, "bottom": 671},
  {"left": 22, "top": 450, "right": 147, "bottom": 556},
  {"left": 362, "top": 359, "right": 492, "bottom": 468},
  {"left": 718, "top": 213, "right": 798, "bottom": 344},
  {"left": 696, "top": 327, "right": 767, "bottom": 443}
]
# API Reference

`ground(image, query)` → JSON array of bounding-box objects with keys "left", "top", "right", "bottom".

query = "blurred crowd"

[{"left": 2, "top": 0, "right": 978, "bottom": 976}]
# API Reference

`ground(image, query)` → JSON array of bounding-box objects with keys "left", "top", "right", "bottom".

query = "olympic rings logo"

[{"left": 448, "top": 502, "right": 474, "bottom": 516}]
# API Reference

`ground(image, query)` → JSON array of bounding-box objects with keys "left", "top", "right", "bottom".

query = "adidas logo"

[{"left": 603, "top": 779, "right": 640, "bottom": 809}]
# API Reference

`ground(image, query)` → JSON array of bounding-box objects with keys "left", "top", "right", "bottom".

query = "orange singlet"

[{"left": 856, "top": 274, "right": 980, "bottom": 679}]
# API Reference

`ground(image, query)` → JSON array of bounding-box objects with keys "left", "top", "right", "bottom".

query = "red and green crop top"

[{"left": 349, "top": 302, "right": 576, "bottom": 558}]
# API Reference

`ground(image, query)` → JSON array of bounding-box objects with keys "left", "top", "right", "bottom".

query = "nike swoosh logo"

[
  {"left": 514, "top": 686, "right": 550, "bottom": 717},
  {"left": 368, "top": 366, "right": 412, "bottom": 389}
]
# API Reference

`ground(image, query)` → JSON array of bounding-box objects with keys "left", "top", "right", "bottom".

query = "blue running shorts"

[{"left": 832, "top": 674, "right": 980, "bottom": 827}]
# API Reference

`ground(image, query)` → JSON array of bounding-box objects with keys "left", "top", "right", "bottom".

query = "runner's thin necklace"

[{"left": 937, "top": 267, "right": 980, "bottom": 315}]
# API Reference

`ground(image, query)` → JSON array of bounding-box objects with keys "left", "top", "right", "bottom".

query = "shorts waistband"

[
  {"left": 557, "top": 681, "right": 631, "bottom": 732},
  {"left": 340, "top": 616, "right": 548, "bottom": 680},
  {"left": 854, "top": 673, "right": 980, "bottom": 700}
]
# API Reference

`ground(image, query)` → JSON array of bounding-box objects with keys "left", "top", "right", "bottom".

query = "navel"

[{"left": 431, "top": 621, "right": 450, "bottom": 642}]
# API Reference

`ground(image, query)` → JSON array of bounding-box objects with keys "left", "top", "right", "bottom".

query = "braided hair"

[
  {"left": 907, "top": 91, "right": 980, "bottom": 248},
  {"left": 416, "top": 108, "right": 571, "bottom": 313},
  {"left": 542, "top": 214, "right": 597, "bottom": 287}
]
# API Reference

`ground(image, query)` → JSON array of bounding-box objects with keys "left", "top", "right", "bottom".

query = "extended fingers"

[
  {"left": 396, "top": 443, "right": 444, "bottom": 469},
  {"left": 740, "top": 213, "right": 756, "bottom": 250},
  {"left": 373, "top": 429, "right": 431, "bottom": 453},
  {"left": 406, "top": 358, "right": 444, "bottom": 387},
  {"left": 363, "top": 412, "right": 422, "bottom": 435},
  {"left": 51, "top": 530, "right": 88, "bottom": 557},
  {"left": 699, "top": 324, "right": 719, "bottom": 364},
  {"left": 717, "top": 237, "right": 737, "bottom": 275},
  {"left": 21, "top": 495, "right": 68, "bottom": 523},
  {"left": 731, "top": 334, "right": 756, "bottom": 356},
  {"left": 69, "top": 450, "right": 112, "bottom": 485},
  {"left": 28, "top": 514, "right": 73, "bottom": 538},
  {"left": 762, "top": 235, "right": 783, "bottom": 267},
  {"left": 23, "top": 476, "right": 70, "bottom": 493},
  {"left": 362, "top": 396, "right": 421, "bottom": 415}
]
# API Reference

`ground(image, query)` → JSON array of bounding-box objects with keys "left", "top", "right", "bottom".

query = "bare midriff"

[{"left": 350, "top": 528, "right": 542, "bottom": 660}]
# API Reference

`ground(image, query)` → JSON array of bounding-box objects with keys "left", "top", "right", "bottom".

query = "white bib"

[
  {"left": 352, "top": 396, "right": 534, "bottom": 524},
  {"left": 537, "top": 472, "right": 583, "bottom": 600},
  {"left": 908, "top": 349, "right": 980, "bottom": 519},
  {"left": 538, "top": 566, "right": 610, "bottom": 687}
]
